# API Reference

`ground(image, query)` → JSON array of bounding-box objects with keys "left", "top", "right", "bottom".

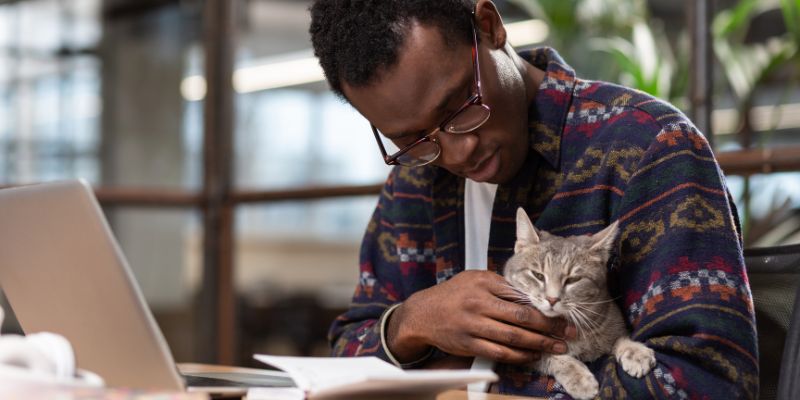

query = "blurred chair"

[
  {"left": 744, "top": 244, "right": 800, "bottom": 400},
  {"left": 239, "top": 293, "right": 343, "bottom": 367}
]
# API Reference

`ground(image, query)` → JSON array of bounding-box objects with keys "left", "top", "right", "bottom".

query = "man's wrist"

[{"left": 381, "top": 302, "right": 433, "bottom": 368}]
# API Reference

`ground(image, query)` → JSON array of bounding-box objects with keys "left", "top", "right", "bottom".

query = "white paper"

[
  {"left": 253, "top": 355, "right": 402, "bottom": 391},
  {"left": 252, "top": 355, "right": 497, "bottom": 399},
  {"left": 247, "top": 387, "right": 306, "bottom": 400}
]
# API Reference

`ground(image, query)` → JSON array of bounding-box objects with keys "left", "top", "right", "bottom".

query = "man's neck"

[{"left": 524, "top": 60, "right": 546, "bottom": 105}]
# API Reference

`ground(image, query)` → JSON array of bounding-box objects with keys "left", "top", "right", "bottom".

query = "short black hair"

[{"left": 309, "top": 0, "right": 475, "bottom": 100}]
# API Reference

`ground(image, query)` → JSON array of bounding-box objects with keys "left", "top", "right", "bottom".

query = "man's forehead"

[{"left": 342, "top": 23, "right": 472, "bottom": 136}]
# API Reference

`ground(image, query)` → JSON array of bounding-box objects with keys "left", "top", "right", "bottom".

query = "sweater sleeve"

[
  {"left": 597, "top": 122, "right": 758, "bottom": 399},
  {"left": 327, "top": 168, "right": 402, "bottom": 362}
]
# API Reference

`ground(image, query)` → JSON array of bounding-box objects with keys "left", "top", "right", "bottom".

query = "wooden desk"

[
  {"left": 0, "top": 387, "right": 207, "bottom": 400},
  {"left": 1, "top": 387, "right": 541, "bottom": 400},
  {"left": 0, "top": 364, "right": 543, "bottom": 400},
  {"left": 179, "top": 364, "right": 542, "bottom": 399},
  {"left": 437, "top": 390, "right": 542, "bottom": 400}
]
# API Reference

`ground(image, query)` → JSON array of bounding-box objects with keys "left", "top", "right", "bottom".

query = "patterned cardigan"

[{"left": 329, "top": 47, "right": 758, "bottom": 399}]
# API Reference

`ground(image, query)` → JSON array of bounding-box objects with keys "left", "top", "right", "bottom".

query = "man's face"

[{"left": 343, "top": 21, "right": 530, "bottom": 184}]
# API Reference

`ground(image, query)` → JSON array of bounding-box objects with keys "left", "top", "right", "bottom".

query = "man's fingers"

[
  {"left": 469, "top": 338, "right": 542, "bottom": 365},
  {"left": 417, "top": 271, "right": 576, "bottom": 361},
  {"left": 482, "top": 297, "right": 570, "bottom": 339},
  {"left": 481, "top": 274, "right": 572, "bottom": 337},
  {"left": 475, "top": 318, "right": 568, "bottom": 354},
  {"left": 483, "top": 272, "right": 522, "bottom": 298}
]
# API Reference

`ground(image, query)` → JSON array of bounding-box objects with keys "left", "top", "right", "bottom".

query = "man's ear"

[
  {"left": 515, "top": 207, "right": 539, "bottom": 253},
  {"left": 474, "top": 0, "right": 506, "bottom": 49}
]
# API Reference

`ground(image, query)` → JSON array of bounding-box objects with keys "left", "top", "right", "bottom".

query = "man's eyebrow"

[
  {"left": 434, "top": 84, "right": 463, "bottom": 115},
  {"left": 382, "top": 80, "right": 468, "bottom": 140},
  {"left": 383, "top": 128, "right": 426, "bottom": 141}
]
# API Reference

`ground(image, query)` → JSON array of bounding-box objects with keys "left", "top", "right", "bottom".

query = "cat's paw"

[
  {"left": 560, "top": 368, "right": 599, "bottom": 400},
  {"left": 615, "top": 339, "right": 656, "bottom": 378}
]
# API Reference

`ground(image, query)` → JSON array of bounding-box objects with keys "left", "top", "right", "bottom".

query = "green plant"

[
  {"left": 508, "top": 0, "right": 688, "bottom": 105},
  {"left": 507, "top": 0, "right": 648, "bottom": 81},
  {"left": 588, "top": 21, "right": 689, "bottom": 106},
  {"left": 713, "top": 0, "right": 798, "bottom": 128},
  {"left": 509, "top": 0, "right": 800, "bottom": 245},
  {"left": 712, "top": 0, "right": 800, "bottom": 243}
]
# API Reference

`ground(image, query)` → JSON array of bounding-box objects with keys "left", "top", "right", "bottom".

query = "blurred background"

[{"left": 0, "top": 0, "right": 797, "bottom": 368}]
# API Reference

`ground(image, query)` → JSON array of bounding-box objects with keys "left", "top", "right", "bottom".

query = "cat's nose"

[{"left": 546, "top": 296, "right": 560, "bottom": 306}]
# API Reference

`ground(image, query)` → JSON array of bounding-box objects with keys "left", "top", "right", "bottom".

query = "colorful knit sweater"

[{"left": 329, "top": 47, "right": 758, "bottom": 399}]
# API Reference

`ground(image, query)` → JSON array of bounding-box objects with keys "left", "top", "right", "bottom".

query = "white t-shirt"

[{"left": 463, "top": 179, "right": 498, "bottom": 392}]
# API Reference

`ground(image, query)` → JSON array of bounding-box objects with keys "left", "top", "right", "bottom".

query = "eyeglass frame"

[{"left": 370, "top": 16, "right": 490, "bottom": 167}]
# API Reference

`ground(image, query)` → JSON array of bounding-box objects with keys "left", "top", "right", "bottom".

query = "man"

[{"left": 309, "top": 0, "right": 758, "bottom": 397}]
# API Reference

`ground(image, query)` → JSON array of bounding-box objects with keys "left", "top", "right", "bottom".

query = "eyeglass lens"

[
  {"left": 394, "top": 140, "right": 441, "bottom": 165},
  {"left": 379, "top": 102, "right": 490, "bottom": 166},
  {"left": 444, "top": 103, "right": 491, "bottom": 134}
]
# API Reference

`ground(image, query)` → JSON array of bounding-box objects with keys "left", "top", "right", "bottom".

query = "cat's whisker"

[
  {"left": 574, "top": 312, "right": 596, "bottom": 334},
  {"left": 501, "top": 283, "right": 526, "bottom": 294},
  {"left": 566, "top": 309, "right": 584, "bottom": 338},
  {"left": 573, "top": 306, "right": 602, "bottom": 317},
  {"left": 573, "top": 312, "right": 594, "bottom": 338},
  {"left": 567, "top": 307, "right": 595, "bottom": 337},
  {"left": 509, "top": 296, "right": 533, "bottom": 305},
  {"left": 503, "top": 292, "right": 527, "bottom": 300},
  {"left": 507, "top": 293, "right": 529, "bottom": 300},
  {"left": 503, "top": 293, "right": 528, "bottom": 299},
  {"left": 575, "top": 298, "right": 618, "bottom": 305},
  {"left": 571, "top": 303, "right": 603, "bottom": 317},
  {"left": 568, "top": 305, "right": 601, "bottom": 333},
  {"left": 501, "top": 285, "right": 529, "bottom": 296},
  {"left": 499, "top": 283, "right": 534, "bottom": 305}
]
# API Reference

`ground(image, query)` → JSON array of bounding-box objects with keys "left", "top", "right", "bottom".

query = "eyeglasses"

[{"left": 371, "top": 18, "right": 491, "bottom": 167}]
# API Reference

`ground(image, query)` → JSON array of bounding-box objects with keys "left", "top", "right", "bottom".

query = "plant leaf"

[
  {"left": 779, "top": 0, "right": 800, "bottom": 44},
  {"left": 632, "top": 22, "right": 658, "bottom": 83},
  {"left": 712, "top": 0, "right": 759, "bottom": 38}
]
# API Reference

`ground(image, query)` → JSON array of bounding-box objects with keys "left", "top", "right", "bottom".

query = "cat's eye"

[
  {"left": 565, "top": 276, "right": 581, "bottom": 285},
  {"left": 528, "top": 271, "right": 545, "bottom": 281}
]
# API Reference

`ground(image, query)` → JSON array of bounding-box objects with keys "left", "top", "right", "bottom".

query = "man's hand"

[{"left": 385, "top": 270, "right": 575, "bottom": 365}]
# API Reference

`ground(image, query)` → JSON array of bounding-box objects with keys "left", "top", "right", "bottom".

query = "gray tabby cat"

[{"left": 503, "top": 208, "right": 656, "bottom": 400}]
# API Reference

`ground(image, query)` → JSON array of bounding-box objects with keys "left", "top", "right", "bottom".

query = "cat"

[{"left": 503, "top": 207, "right": 655, "bottom": 400}]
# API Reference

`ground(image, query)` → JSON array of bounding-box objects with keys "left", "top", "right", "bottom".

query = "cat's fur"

[{"left": 503, "top": 208, "right": 655, "bottom": 400}]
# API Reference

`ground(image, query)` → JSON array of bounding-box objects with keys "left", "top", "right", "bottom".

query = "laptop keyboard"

[{"left": 183, "top": 372, "right": 296, "bottom": 388}]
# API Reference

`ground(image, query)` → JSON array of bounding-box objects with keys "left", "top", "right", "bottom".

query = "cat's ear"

[
  {"left": 515, "top": 207, "right": 540, "bottom": 253},
  {"left": 589, "top": 220, "right": 619, "bottom": 253}
]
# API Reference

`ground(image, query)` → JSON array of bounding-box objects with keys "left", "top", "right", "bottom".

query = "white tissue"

[{"left": 0, "top": 305, "right": 103, "bottom": 388}]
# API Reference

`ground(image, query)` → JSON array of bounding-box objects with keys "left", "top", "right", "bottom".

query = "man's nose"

[{"left": 434, "top": 131, "right": 479, "bottom": 167}]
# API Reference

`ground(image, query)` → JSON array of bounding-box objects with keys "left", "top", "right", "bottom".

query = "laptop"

[{"left": 0, "top": 180, "right": 294, "bottom": 393}]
